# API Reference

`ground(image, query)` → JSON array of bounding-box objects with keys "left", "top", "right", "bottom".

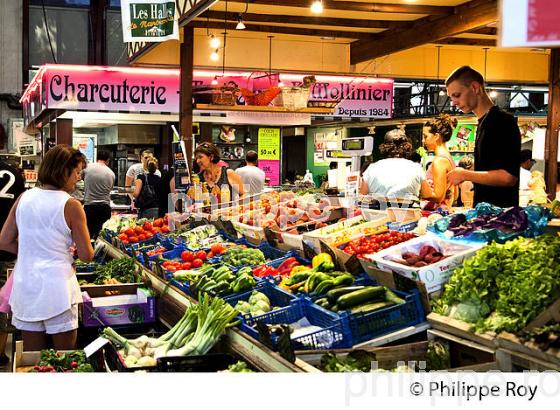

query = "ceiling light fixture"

[
  {"left": 210, "top": 50, "right": 220, "bottom": 61},
  {"left": 211, "top": 76, "right": 219, "bottom": 85},
  {"left": 210, "top": 34, "right": 220, "bottom": 49},
  {"left": 236, "top": 0, "right": 248, "bottom": 30},
  {"left": 236, "top": 14, "right": 246, "bottom": 30},
  {"left": 311, "top": 0, "right": 323, "bottom": 14}
]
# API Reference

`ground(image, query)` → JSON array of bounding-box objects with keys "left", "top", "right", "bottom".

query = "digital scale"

[{"left": 341, "top": 136, "right": 374, "bottom": 172}]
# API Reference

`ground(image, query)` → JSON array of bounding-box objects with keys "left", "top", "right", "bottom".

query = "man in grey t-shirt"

[
  {"left": 236, "top": 150, "right": 266, "bottom": 196},
  {"left": 83, "top": 150, "right": 115, "bottom": 238}
]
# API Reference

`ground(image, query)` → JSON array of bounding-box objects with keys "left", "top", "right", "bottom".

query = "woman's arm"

[
  {"left": 227, "top": 169, "right": 245, "bottom": 197},
  {"left": 65, "top": 199, "right": 94, "bottom": 262},
  {"left": 0, "top": 198, "right": 21, "bottom": 255},
  {"left": 421, "top": 157, "right": 448, "bottom": 203},
  {"left": 133, "top": 177, "right": 143, "bottom": 199},
  {"left": 359, "top": 179, "right": 369, "bottom": 195}
]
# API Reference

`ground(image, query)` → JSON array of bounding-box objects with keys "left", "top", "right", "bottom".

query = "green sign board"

[{"left": 121, "top": 0, "right": 178, "bottom": 42}]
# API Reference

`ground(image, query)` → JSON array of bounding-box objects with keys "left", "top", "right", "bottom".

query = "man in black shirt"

[
  {"left": 445, "top": 66, "right": 521, "bottom": 208},
  {"left": 0, "top": 160, "right": 25, "bottom": 366}
]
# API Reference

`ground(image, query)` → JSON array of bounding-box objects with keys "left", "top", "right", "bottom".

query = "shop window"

[
  {"left": 29, "top": 5, "right": 88, "bottom": 65},
  {"left": 510, "top": 92, "right": 530, "bottom": 108},
  {"left": 106, "top": 9, "right": 127, "bottom": 65}
]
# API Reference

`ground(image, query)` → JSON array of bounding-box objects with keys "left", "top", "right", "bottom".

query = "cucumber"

[
  {"left": 350, "top": 301, "right": 395, "bottom": 314},
  {"left": 385, "top": 289, "right": 405, "bottom": 305},
  {"left": 336, "top": 286, "right": 387, "bottom": 310},
  {"left": 326, "top": 286, "right": 366, "bottom": 304}
]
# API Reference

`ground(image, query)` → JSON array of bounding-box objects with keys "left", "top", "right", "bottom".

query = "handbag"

[{"left": 0, "top": 272, "right": 13, "bottom": 313}]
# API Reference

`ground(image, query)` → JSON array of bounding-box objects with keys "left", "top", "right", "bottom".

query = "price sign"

[{"left": 258, "top": 128, "right": 280, "bottom": 160}]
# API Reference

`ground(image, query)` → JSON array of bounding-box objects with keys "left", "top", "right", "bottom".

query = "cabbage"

[
  {"left": 234, "top": 300, "right": 251, "bottom": 314},
  {"left": 248, "top": 291, "right": 270, "bottom": 305}
]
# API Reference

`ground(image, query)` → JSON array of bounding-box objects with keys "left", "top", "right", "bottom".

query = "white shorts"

[{"left": 12, "top": 305, "right": 79, "bottom": 334}]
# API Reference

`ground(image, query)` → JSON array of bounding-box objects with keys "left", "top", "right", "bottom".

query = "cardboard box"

[
  {"left": 369, "top": 236, "right": 484, "bottom": 293},
  {"left": 81, "top": 287, "right": 156, "bottom": 327},
  {"left": 303, "top": 215, "right": 389, "bottom": 255}
]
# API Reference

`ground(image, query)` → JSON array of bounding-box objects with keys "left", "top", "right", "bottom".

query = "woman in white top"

[
  {"left": 360, "top": 130, "right": 433, "bottom": 202},
  {"left": 0, "top": 145, "right": 94, "bottom": 351}
]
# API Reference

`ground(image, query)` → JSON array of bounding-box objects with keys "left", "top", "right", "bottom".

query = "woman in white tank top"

[{"left": 0, "top": 145, "right": 94, "bottom": 351}]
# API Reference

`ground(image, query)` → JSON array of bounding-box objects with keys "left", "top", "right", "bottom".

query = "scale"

[{"left": 341, "top": 136, "right": 374, "bottom": 172}]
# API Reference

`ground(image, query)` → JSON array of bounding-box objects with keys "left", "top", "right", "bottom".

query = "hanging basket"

[{"left": 280, "top": 87, "right": 311, "bottom": 110}]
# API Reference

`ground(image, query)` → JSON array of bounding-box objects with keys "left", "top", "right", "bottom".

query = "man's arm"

[{"left": 447, "top": 167, "right": 518, "bottom": 187}]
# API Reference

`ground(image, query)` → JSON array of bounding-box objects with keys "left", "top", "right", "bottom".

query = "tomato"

[
  {"left": 137, "top": 234, "right": 146, "bottom": 241},
  {"left": 181, "top": 251, "right": 194, "bottom": 262},
  {"left": 163, "top": 215, "right": 169, "bottom": 224},
  {"left": 152, "top": 227, "right": 161, "bottom": 234},
  {"left": 162, "top": 261, "right": 171, "bottom": 267},
  {"left": 195, "top": 250, "right": 207, "bottom": 261},
  {"left": 191, "top": 258, "right": 204, "bottom": 268},
  {"left": 181, "top": 262, "right": 192, "bottom": 270},
  {"left": 145, "top": 232, "right": 154, "bottom": 239},
  {"left": 210, "top": 244, "right": 225, "bottom": 255},
  {"left": 160, "top": 226, "right": 170, "bottom": 234},
  {"left": 121, "top": 239, "right": 129, "bottom": 245},
  {"left": 125, "top": 228, "right": 135, "bottom": 237},
  {"left": 120, "top": 227, "right": 128, "bottom": 234},
  {"left": 143, "top": 221, "right": 153, "bottom": 232},
  {"left": 166, "top": 265, "right": 177, "bottom": 273},
  {"left": 118, "top": 234, "right": 128, "bottom": 241},
  {"left": 153, "top": 218, "right": 164, "bottom": 228},
  {"left": 128, "top": 236, "right": 139, "bottom": 243},
  {"left": 134, "top": 226, "right": 144, "bottom": 235},
  {"left": 206, "top": 251, "right": 214, "bottom": 259}
]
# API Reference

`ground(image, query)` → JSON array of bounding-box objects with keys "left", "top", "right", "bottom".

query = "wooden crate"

[
  {"left": 12, "top": 341, "right": 75, "bottom": 373},
  {"left": 497, "top": 332, "right": 560, "bottom": 369},
  {"left": 297, "top": 330, "right": 497, "bottom": 372},
  {"left": 496, "top": 348, "right": 560, "bottom": 372},
  {"left": 427, "top": 329, "right": 496, "bottom": 370},
  {"left": 427, "top": 312, "right": 498, "bottom": 349}
]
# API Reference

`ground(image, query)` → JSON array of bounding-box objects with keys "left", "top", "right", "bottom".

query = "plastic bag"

[{"left": 0, "top": 272, "right": 13, "bottom": 313}]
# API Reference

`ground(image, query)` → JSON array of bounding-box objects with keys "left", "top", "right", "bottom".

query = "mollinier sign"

[{"left": 121, "top": 0, "right": 178, "bottom": 42}]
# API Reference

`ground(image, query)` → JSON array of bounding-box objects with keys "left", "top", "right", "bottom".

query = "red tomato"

[
  {"left": 162, "top": 261, "right": 171, "bottom": 267},
  {"left": 143, "top": 221, "right": 153, "bottom": 232},
  {"left": 160, "top": 226, "right": 170, "bottom": 234},
  {"left": 120, "top": 227, "right": 128, "bottom": 234},
  {"left": 210, "top": 244, "right": 225, "bottom": 255},
  {"left": 181, "top": 251, "right": 193, "bottom": 262},
  {"left": 181, "top": 262, "right": 192, "bottom": 270},
  {"left": 125, "top": 228, "right": 135, "bottom": 237},
  {"left": 121, "top": 239, "right": 129, "bottom": 245},
  {"left": 192, "top": 258, "right": 204, "bottom": 268},
  {"left": 134, "top": 226, "right": 144, "bottom": 235},
  {"left": 152, "top": 227, "right": 161, "bottom": 234},
  {"left": 118, "top": 234, "right": 128, "bottom": 241},
  {"left": 137, "top": 234, "right": 146, "bottom": 241},
  {"left": 153, "top": 218, "right": 164, "bottom": 228},
  {"left": 167, "top": 265, "right": 177, "bottom": 273},
  {"left": 145, "top": 232, "right": 154, "bottom": 239},
  {"left": 128, "top": 236, "right": 139, "bottom": 243},
  {"left": 195, "top": 250, "right": 207, "bottom": 261},
  {"left": 206, "top": 251, "right": 214, "bottom": 259}
]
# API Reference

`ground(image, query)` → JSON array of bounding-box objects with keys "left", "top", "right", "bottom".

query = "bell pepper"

[
  {"left": 312, "top": 253, "right": 333, "bottom": 269},
  {"left": 290, "top": 265, "right": 309, "bottom": 276}
]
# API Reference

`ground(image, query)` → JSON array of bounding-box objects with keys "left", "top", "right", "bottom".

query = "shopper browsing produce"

[
  {"left": 235, "top": 150, "right": 265, "bottom": 196},
  {"left": 133, "top": 157, "right": 161, "bottom": 219},
  {"left": 195, "top": 142, "right": 245, "bottom": 203},
  {"left": 445, "top": 66, "right": 521, "bottom": 207},
  {"left": 421, "top": 114, "right": 459, "bottom": 208},
  {"left": 82, "top": 150, "right": 115, "bottom": 239},
  {"left": 125, "top": 149, "right": 161, "bottom": 188},
  {"left": 0, "top": 145, "right": 94, "bottom": 351},
  {"left": 360, "top": 129, "right": 433, "bottom": 202}
]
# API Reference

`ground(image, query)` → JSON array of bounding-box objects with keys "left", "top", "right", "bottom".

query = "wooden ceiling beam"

[
  {"left": 228, "top": 0, "right": 453, "bottom": 15},
  {"left": 466, "top": 26, "right": 498, "bottom": 36},
  {"left": 192, "top": 20, "right": 374, "bottom": 40},
  {"left": 434, "top": 37, "right": 496, "bottom": 47},
  {"left": 201, "top": 10, "right": 409, "bottom": 30},
  {"left": 350, "top": 0, "right": 498, "bottom": 64}
]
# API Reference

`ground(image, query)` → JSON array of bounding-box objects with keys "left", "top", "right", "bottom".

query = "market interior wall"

[
  {"left": 135, "top": 31, "right": 550, "bottom": 84},
  {"left": 0, "top": 1, "right": 22, "bottom": 148}
]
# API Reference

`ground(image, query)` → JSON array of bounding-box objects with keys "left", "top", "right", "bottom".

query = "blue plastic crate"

[
  {"left": 135, "top": 241, "right": 178, "bottom": 265},
  {"left": 169, "top": 278, "right": 193, "bottom": 297},
  {"left": 124, "top": 234, "right": 164, "bottom": 256},
  {"left": 225, "top": 281, "right": 299, "bottom": 316},
  {"left": 258, "top": 242, "right": 288, "bottom": 262},
  {"left": 335, "top": 288, "right": 425, "bottom": 345},
  {"left": 239, "top": 300, "right": 350, "bottom": 350}
]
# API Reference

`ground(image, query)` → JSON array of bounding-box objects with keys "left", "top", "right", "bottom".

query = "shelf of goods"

[{"left": 98, "top": 238, "right": 316, "bottom": 373}]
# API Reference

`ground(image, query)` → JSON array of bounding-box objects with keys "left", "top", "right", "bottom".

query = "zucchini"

[
  {"left": 385, "top": 289, "right": 405, "bottom": 305},
  {"left": 350, "top": 301, "right": 395, "bottom": 314},
  {"left": 336, "top": 286, "right": 387, "bottom": 310},
  {"left": 326, "top": 286, "right": 366, "bottom": 304},
  {"left": 315, "top": 279, "right": 336, "bottom": 295}
]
